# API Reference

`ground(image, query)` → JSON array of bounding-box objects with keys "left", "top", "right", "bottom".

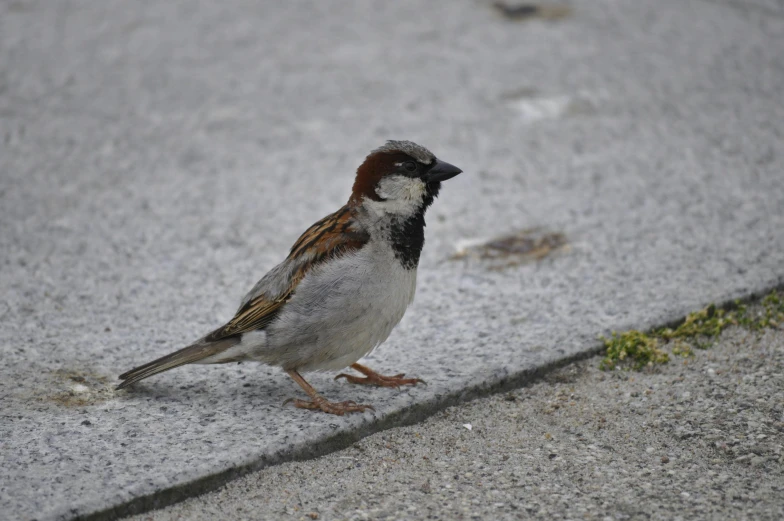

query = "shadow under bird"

[{"left": 117, "top": 140, "right": 462, "bottom": 415}]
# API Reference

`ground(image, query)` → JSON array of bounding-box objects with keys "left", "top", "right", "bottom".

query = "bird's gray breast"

[{"left": 259, "top": 241, "right": 417, "bottom": 371}]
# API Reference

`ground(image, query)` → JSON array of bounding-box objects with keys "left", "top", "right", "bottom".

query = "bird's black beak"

[{"left": 424, "top": 159, "right": 462, "bottom": 183}]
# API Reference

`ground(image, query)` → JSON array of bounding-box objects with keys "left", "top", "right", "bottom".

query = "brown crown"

[{"left": 349, "top": 141, "right": 435, "bottom": 205}]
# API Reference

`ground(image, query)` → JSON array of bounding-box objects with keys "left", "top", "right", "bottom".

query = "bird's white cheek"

[
  {"left": 404, "top": 179, "right": 427, "bottom": 200},
  {"left": 371, "top": 176, "right": 427, "bottom": 216}
]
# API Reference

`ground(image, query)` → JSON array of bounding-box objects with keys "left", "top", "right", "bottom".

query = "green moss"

[
  {"left": 599, "top": 330, "right": 669, "bottom": 371},
  {"left": 600, "top": 290, "right": 782, "bottom": 371},
  {"left": 670, "top": 340, "right": 694, "bottom": 358},
  {"left": 658, "top": 304, "right": 734, "bottom": 341},
  {"left": 752, "top": 292, "right": 784, "bottom": 329}
]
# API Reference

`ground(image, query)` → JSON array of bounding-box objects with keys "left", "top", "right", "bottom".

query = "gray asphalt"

[
  {"left": 126, "top": 299, "right": 784, "bottom": 521},
  {"left": 2, "top": 0, "right": 784, "bottom": 520}
]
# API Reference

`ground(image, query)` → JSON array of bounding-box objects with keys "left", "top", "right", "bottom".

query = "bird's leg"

[
  {"left": 334, "top": 363, "right": 426, "bottom": 388},
  {"left": 284, "top": 370, "right": 374, "bottom": 415}
]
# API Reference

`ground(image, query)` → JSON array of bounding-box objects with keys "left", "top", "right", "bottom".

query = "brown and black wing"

[
  {"left": 206, "top": 205, "right": 369, "bottom": 342},
  {"left": 288, "top": 205, "right": 370, "bottom": 261},
  {"left": 117, "top": 206, "right": 368, "bottom": 388}
]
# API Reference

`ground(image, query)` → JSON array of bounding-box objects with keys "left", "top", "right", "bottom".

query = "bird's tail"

[{"left": 117, "top": 337, "right": 239, "bottom": 389}]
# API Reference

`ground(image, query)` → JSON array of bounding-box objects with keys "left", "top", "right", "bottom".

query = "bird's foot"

[
  {"left": 284, "top": 397, "right": 374, "bottom": 415},
  {"left": 335, "top": 364, "right": 426, "bottom": 388}
]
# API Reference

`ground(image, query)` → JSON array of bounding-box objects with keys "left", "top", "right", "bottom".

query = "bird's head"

[{"left": 349, "top": 140, "right": 462, "bottom": 216}]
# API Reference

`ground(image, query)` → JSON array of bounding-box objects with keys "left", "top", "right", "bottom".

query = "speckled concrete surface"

[
  {"left": 2, "top": 0, "right": 784, "bottom": 520},
  {"left": 124, "top": 302, "right": 784, "bottom": 521}
]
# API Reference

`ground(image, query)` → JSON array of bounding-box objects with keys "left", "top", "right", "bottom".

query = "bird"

[{"left": 117, "top": 140, "right": 462, "bottom": 415}]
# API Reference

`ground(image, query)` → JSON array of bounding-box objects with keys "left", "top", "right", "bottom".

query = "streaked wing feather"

[
  {"left": 288, "top": 205, "right": 368, "bottom": 259},
  {"left": 205, "top": 206, "right": 368, "bottom": 342}
]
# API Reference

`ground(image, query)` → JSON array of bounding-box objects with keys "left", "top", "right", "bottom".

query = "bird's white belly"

[{"left": 251, "top": 244, "right": 417, "bottom": 371}]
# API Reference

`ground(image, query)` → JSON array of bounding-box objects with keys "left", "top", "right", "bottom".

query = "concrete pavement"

[
  {"left": 2, "top": 0, "right": 784, "bottom": 519},
  {"left": 124, "top": 299, "right": 784, "bottom": 521}
]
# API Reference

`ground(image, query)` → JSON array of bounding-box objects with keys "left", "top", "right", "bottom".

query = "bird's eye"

[{"left": 404, "top": 161, "right": 417, "bottom": 172}]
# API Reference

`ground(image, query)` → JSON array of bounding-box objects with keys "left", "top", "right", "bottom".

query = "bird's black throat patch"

[{"left": 388, "top": 182, "right": 440, "bottom": 270}]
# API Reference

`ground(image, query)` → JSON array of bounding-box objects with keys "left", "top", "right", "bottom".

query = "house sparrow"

[{"left": 117, "top": 140, "right": 462, "bottom": 415}]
